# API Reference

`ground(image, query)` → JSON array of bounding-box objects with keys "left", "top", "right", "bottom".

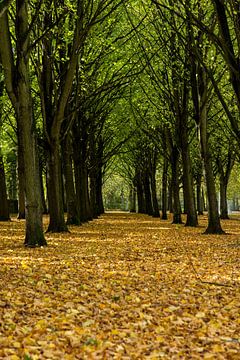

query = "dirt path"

[{"left": 0, "top": 212, "right": 239, "bottom": 359}]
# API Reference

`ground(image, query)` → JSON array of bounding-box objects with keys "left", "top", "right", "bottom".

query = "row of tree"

[
  {"left": 116, "top": 0, "right": 240, "bottom": 234},
  {"left": 0, "top": 0, "right": 240, "bottom": 246}
]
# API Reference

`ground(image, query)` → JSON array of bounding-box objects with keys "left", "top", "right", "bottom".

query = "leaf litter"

[{"left": 0, "top": 212, "right": 239, "bottom": 359}]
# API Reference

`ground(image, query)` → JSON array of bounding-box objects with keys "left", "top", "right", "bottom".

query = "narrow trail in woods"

[{"left": 0, "top": 212, "right": 239, "bottom": 359}]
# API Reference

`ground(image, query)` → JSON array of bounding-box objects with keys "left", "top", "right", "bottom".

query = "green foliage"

[{"left": 103, "top": 173, "right": 129, "bottom": 210}]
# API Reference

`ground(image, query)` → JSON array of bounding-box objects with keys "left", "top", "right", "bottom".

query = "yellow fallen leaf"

[
  {"left": 156, "top": 336, "right": 165, "bottom": 343},
  {"left": 10, "top": 355, "right": 20, "bottom": 360},
  {"left": 211, "top": 344, "right": 224, "bottom": 353},
  {"left": 195, "top": 311, "right": 206, "bottom": 318},
  {"left": 13, "top": 341, "right": 21, "bottom": 348}
]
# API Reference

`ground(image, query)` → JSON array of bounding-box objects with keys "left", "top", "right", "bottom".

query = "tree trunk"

[
  {"left": 62, "top": 134, "right": 80, "bottom": 225},
  {"left": 150, "top": 150, "right": 160, "bottom": 218},
  {"left": 2, "top": 1, "right": 47, "bottom": 246},
  {"left": 136, "top": 172, "right": 146, "bottom": 213},
  {"left": 39, "top": 164, "right": 48, "bottom": 214},
  {"left": 220, "top": 178, "right": 229, "bottom": 219},
  {"left": 199, "top": 72, "right": 224, "bottom": 234},
  {"left": 0, "top": 155, "right": 10, "bottom": 220},
  {"left": 196, "top": 174, "right": 204, "bottom": 215},
  {"left": 89, "top": 171, "right": 98, "bottom": 218},
  {"left": 161, "top": 158, "right": 168, "bottom": 220},
  {"left": 167, "top": 179, "right": 173, "bottom": 213},
  {"left": 143, "top": 171, "right": 154, "bottom": 216},
  {"left": 74, "top": 160, "right": 92, "bottom": 222},
  {"left": 0, "top": 64, "right": 10, "bottom": 221},
  {"left": 171, "top": 147, "right": 182, "bottom": 224},
  {"left": 17, "top": 138, "right": 25, "bottom": 219},
  {"left": 96, "top": 166, "right": 104, "bottom": 215},
  {"left": 46, "top": 140, "right": 68, "bottom": 232},
  {"left": 95, "top": 137, "right": 104, "bottom": 215},
  {"left": 181, "top": 132, "right": 198, "bottom": 226},
  {"left": 73, "top": 119, "right": 92, "bottom": 223},
  {"left": 129, "top": 185, "right": 136, "bottom": 212}
]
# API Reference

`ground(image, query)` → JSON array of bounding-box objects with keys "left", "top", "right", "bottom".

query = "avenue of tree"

[{"left": 0, "top": 0, "right": 240, "bottom": 246}]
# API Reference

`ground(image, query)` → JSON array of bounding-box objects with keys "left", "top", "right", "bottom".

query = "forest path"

[{"left": 0, "top": 212, "right": 239, "bottom": 359}]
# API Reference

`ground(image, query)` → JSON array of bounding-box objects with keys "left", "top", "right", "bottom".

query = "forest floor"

[{"left": 0, "top": 212, "right": 239, "bottom": 359}]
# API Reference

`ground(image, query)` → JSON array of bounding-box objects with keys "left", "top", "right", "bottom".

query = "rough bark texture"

[
  {"left": 168, "top": 180, "right": 173, "bottom": 213},
  {"left": 17, "top": 143, "right": 25, "bottom": 219},
  {"left": 150, "top": 150, "right": 160, "bottom": 218},
  {"left": 196, "top": 174, "right": 204, "bottom": 215},
  {"left": 180, "top": 118, "right": 198, "bottom": 227},
  {"left": 46, "top": 141, "right": 68, "bottom": 232},
  {"left": 0, "top": 155, "right": 10, "bottom": 220},
  {"left": 199, "top": 70, "right": 224, "bottom": 234},
  {"left": 219, "top": 178, "right": 229, "bottom": 219},
  {"left": 216, "top": 151, "right": 234, "bottom": 220},
  {"left": 73, "top": 118, "right": 92, "bottom": 223},
  {"left": 0, "top": 65, "right": 10, "bottom": 221},
  {"left": 0, "top": 2, "right": 46, "bottom": 246},
  {"left": 129, "top": 186, "right": 136, "bottom": 213},
  {"left": 161, "top": 158, "right": 168, "bottom": 220},
  {"left": 143, "top": 172, "right": 154, "bottom": 216},
  {"left": 135, "top": 171, "right": 146, "bottom": 214},
  {"left": 171, "top": 147, "right": 182, "bottom": 224},
  {"left": 62, "top": 134, "right": 80, "bottom": 225}
]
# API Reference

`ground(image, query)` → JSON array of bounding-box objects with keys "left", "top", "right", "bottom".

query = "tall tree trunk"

[
  {"left": 217, "top": 151, "right": 234, "bottom": 220},
  {"left": 199, "top": 71, "right": 224, "bottom": 234},
  {"left": 17, "top": 137, "right": 25, "bottom": 219},
  {"left": 171, "top": 147, "right": 182, "bottom": 224},
  {"left": 219, "top": 178, "right": 229, "bottom": 219},
  {"left": 74, "top": 160, "right": 92, "bottom": 222},
  {"left": 196, "top": 174, "right": 204, "bottom": 215},
  {"left": 0, "top": 155, "right": 10, "bottom": 220},
  {"left": 96, "top": 167, "right": 104, "bottom": 215},
  {"left": 39, "top": 164, "right": 47, "bottom": 214},
  {"left": 161, "top": 157, "right": 168, "bottom": 220},
  {"left": 168, "top": 179, "right": 173, "bottom": 213},
  {"left": 95, "top": 136, "right": 104, "bottom": 215},
  {"left": 135, "top": 171, "right": 146, "bottom": 213},
  {"left": 181, "top": 126, "right": 198, "bottom": 226},
  {"left": 46, "top": 140, "right": 68, "bottom": 232},
  {"left": 0, "top": 3, "right": 46, "bottom": 246},
  {"left": 143, "top": 171, "right": 154, "bottom": 216},
  {"left": 0, "top": 64, "right": 10, "bottom": 221},
  {"left": 129, "top": 185, "right": 136, "bottom": 212},
  {"left": 62, "top": 133, "right": 80, "bottom": 225},
  {"left": 150, "top": 150, "right": 160, "bottom": 218}
]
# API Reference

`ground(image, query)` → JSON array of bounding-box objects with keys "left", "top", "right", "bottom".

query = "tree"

[
  {"left": 0, "top": 62, "right": 10, "bottom": 221},
  {"left": 0, "top": 1, "right": 46, "bottom": 246}
]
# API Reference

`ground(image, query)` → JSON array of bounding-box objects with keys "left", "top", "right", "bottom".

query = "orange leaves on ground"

[{"left": 0, "top": 213, "right": 239, "bottom": 359}]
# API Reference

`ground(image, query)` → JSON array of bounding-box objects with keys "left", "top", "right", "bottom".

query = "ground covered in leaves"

[{"left": 0, "top": 212, "right": 239, "bottom": 359}]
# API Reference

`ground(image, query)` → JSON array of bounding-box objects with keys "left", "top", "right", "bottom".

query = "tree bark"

[
  {"left": 180, "top": 120, "right": 198, "bottom": 226},
  {"left": 0, "top": 155, "right": 10, "bottom": 220},
  {"left": 135, "top": 171, "right": 146, "bottom": 214},
  {"left": 62, "top": 133, "right": 80, "bottom": 225},
  {"left": 196, "top": 174, "right": 204, "bottom": 215},
  {"left": 73, "top": 119, "right": 92, "bottom": 222},
  {"left": 161, "top": 157, "right": 168, "bottom": 220},
  {"left": 0, "top": 3, "right": 46, "bottom": 246},
  {"left": 150, "top": 149, "right": 160, "bottom": 218},
  {"left": 219, "top": 178, "right": 229, "bottom": 219},
  {"left": 129, "top": 185, "right": 136, "bottom": 212},
  {"left": 17, "top": 142, "right": 25, "bottom": 219},
  {"left": 0, "top": 63, "right": 10, "bottom": 221},
  {"left": 46, "top": 140, "right": 68, "bottom": 232},
  {"left": 171, "top": 147, "right": 182, "bottom": 224},
  {"left": 199, "top": 70, "right": 224, "bottom": 234},
  {"left": 143, "top": 171, "right": 154, "bottom": 216}
]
